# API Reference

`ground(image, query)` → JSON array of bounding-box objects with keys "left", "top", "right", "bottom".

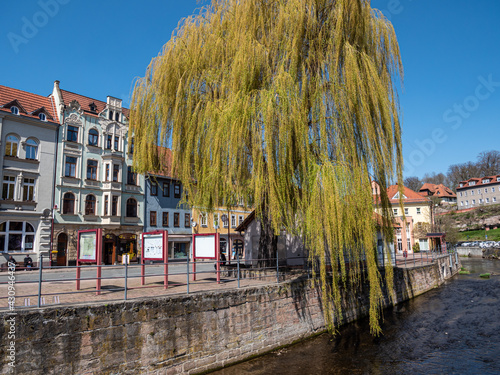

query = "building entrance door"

[
  {"left": 56, "top": 233, "right": 67, "bottom": 266},
  {"left": 103, "top": 241, "right": 115, "bottom": 265}
]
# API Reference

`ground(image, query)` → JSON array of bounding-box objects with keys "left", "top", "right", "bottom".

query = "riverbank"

[{"left": 0, "top": 254, "right": 459, "bottom": 374}]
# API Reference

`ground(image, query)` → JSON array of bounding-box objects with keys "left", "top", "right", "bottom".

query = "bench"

[{"left": 0, "top": 262, "right": 39, "bottom": 272}]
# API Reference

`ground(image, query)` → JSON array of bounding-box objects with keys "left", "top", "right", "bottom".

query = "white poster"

[
  {"left": 195, "top": 235, "right": 216, "bottom": 258},
  {"left": 143, "top": 234, "right": 164, "bottom": 259}
]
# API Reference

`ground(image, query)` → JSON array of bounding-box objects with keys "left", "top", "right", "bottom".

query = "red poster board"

[
  {"left": 141, "top": 230, "right": 168, "bottom": 288},
  {"left": 193, "top": 233, "right": 220, "bottom": 283},
  {"left": 76, "top": 228, "right": 102, "bottom": 295}
]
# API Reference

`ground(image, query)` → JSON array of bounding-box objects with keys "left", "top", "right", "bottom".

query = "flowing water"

[{"left": 214, "top": 258, "right": 500, "bottom": 375}]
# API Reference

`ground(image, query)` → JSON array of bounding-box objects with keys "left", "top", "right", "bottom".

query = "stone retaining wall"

[{"left": 0, "top": 255, "right": 459, "bottom": 375}]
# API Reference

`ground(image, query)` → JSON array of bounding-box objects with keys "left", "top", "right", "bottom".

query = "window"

[
  {"left": 174, "top": 183, "right": 181, "bottom": 198},
  {"left": 112, "top": 164, "right": 119, "bottom": 182},
  {"left": 163, "top": 182, "right": 170, "bottom": 197},
  {"left": 111, "top": 196, "right": 118, "bottom": 216},
  {"left": 126, "top": 198, "right": 137, "bottom": 217},
  {"left": 459, "top": 192, "right": 463, "bottom": 197},
  {"left": 222, "top": 214, "right": 229, "bottom": 228},
  {"left": 2, "top": 176, "right": 16, "bottom": 200},
  {"left": 472, "top": 199, "right": 476, "bottom": 205},
  {"left": 162, "top": 212, "right": 169, "bottom": 227},
  {"left": 471, "top": 190, "right": 474, "bottom": 196},
  {"left": 231, "top": 214, "right": 236, "bottom": 228},
  {"left": 65, "top": 156, "right": 77, "bottom": 178},
  {"left": 201, "top": 213, "right": 207, "bottom": 227},
  {"left": 416, "top": 207, "right": 421, "bottom": 214},
  {"left": 404, "top": 208, "right": 409, "bottom": 215},
  {"left": 483, "top": 179, "right": 490, "bottom": 184},
  {"left": 87, "top": 160, "right": 98, "bottom": 180},
  {"left": 238, "top": 215, "right": 244, "bottom": 226},
  {"left": 67, "top": 126, "right": 79, "bottom": 142},
  {"left": 213, "top": 213, "right": 219, "bottom": 228},
  {"left": 393, "top": 208, "right": 398, "bottom": 215},
  {"left": 106, "top": 135, "right": 112, "bottom": 149},
  {"left": 486, "top": 198, "right": 490, "bottom": 203},
  {"left": 479, "top": 199, "right": 483, "bottom": 204},
  {"left": 62, "top": 192, "right": 75, "bottom": 214},
  {"left": 460, "top": 201, "right": 463, "bottom": 206},
  {"left": 115, "top": 112, "right": 120, "bottom": 122},
  {"left": 104, "top": 195, "right": 109, "bottom": 216},
  {"left": 108, "top": 110, "right": 113, "bottom": 120},
  {"left": 469, "top": 181, "right": 476, "bottom": 186},
  {"left": 129, "top": 138, "right": 134, "bottom": 154},
  {"left": 460, "top": 183, "right": 464, "bottom": 187},
  {"left": 38, "top": 113, "right": 46, "bottom": 121},
  {"left": 151, "top": 182, "right": 158, "bottom": 196},
  {"left": 114, "top": 136, "right": 119, "bottom": 151},
  {"left": 174, "top": 213, "right": 180, "bottom": 227},
  {"left": 492, "top": 187, "right": 496, "bottom": 193},
  {"left": 150, "top": 211, "right": 157, "bottom": 226},
  {"left": 477, "top": 189, "right": 480, "bottom": 195},
  {"left": 5, "top": 135, "right": 19, "bottom": 157},
  {"left": 485, "top": 188, "right": 488, "bottom": 193},
  {"left": 88, "top": 129, "right": 99, "bottom": 146},
  {"left": 25, "top": 139, "right": 38, "bottom": 160},
  {"left": 406, "top": 225, "right": 411, "bottom": 252},
  {"left": 104, "top": 164, "right": 110, "bottom": 181},
  {"left": 494, "top": 197, "right": 497, "bottom": 202},
  {"left": 0, "top": 221, "right": 35, "bottom": 252},
  {"left": 466, "top": 200, "right": 469, "bottom": 206},
  {"left": 127, "top": 166, "right": 137, "bottom": 185},
  {"left": 10, "top": 106, "right": 19, "bottom": 115},
  {"left": 464, "top": 192, "right": 467, "bottom": 196},
  {"left": 185, "top": 213, "right": 190, "bottom": 228},
  {"left": 23, "top": 178, "right": 35, "bottom": 201},
  {"left": 497, "top": 177, "right": 500, "bottom": 182},
  {"left": 85, "top": 195, "right": 96, "bottom": 215}
]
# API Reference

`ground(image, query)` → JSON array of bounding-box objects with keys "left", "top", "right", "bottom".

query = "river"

[{"left": 213, "top": 258, "right": 500, "bottom": 375}]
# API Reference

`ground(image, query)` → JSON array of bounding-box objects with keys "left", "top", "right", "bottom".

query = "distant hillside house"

[
  {"left": 456, "top": 174, "right": 500, "bottom": 209},
  {"left": 372, "top": 181, "right": 434, "bottom": 252},
  {"left": 419, "top": 183, "right": 457, "bottom": 203}
]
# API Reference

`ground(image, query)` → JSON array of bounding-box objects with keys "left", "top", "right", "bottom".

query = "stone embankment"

[{"left": 0, "top": 255, "right": 459, "bottom": 375}]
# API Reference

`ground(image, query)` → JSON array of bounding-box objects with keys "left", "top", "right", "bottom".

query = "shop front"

[{"left": 102, "top": 232, "right": 138, "bottom": 264}]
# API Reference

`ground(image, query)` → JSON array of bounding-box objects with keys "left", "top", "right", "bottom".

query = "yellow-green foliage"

[{"left": 130, "top": 0, "right": 403, "bottom": 335}]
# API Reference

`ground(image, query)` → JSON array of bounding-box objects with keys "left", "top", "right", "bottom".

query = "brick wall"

[{"left": 0, "top": 255, "right": 459, "bottom": 374}]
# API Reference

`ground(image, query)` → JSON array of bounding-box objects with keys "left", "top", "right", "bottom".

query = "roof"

[
  {"left": 235, "top": 211, "right": 256, "bottom": 232},
  {"left": 386, "top": 185, "right": 429, "bottom": 204},
  {"left": 457, "top": 175, "right": 500, "bottom": 190},
  {"left": 60, "top": 89, "right": 130, "bottom": 119},
  {"left": 147, "top": 146, "right": 175, "bottom": 179},
  {"left": 419, "top": 183, "right": 457, "bottom": 198},
  {"left": 0, "top": 85, "right": 59, "bottom": 124}
]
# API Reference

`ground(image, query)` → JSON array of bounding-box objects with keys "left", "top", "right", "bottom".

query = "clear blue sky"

[{"left": 2, "top": 0, "right": 499, "bottom": 180}]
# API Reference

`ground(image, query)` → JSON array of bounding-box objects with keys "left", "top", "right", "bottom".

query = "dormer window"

[
  {"left": 11, "top": 106, "right": 19, "bottom": 115},
  {"left": 115, "top": 112, "right": 120, "bottom": 122},
  {"left": 38, "top": 113, "right": 46, "bottom": 121},
  {"left": 497, "top": 177, "right": 500, "bottom": 182},
  {"left": 460, "top": 183, "right": 464, "bottom": 187},
  {"left": 109, "top": 110, "right": 114, "bottom": 120},
  {"left": 469, "top": 181, "right": 476, "bottom": 186},
  {"left": 482, "top": 179, "right": 490, "bottom": 184},
  {"left": 89, "top": 102, "right": 97, "bottom": 112}
]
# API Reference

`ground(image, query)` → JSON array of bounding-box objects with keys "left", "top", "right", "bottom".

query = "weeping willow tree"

[{"left": 130, "top": 0, "right": 403, "bottom": 334}]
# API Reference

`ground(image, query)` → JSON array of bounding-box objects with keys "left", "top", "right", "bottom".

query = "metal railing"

[{"left": 0, "top": 249, "right": 456, "bottom": 311}]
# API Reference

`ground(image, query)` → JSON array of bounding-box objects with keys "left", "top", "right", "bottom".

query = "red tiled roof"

[
  {"left": 148, "top": 146, "right": 175, "bottom": 178},
  {"left": 60, "top": 89, "right": 130, "bottom": 118},
  {"left": 387, "top": 185, "right": 429, "bottom": 204},
  {"left": 457, "top": 174, "right": 500, "bottom": 189},
  {"left": 419, "top": 183, "right": 456, "bottom": 198},
  {"left": 0, "top": 85, "right": 59, "bottom": 123}
]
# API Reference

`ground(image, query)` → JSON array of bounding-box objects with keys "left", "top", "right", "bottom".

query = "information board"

[
  {"left": 143, "top": 233, "right": 164, "bottom": 260},
  {"left": 194, "top": 234, "right": 216, "bottom": 259},
  {"left": 79, "top": 231, "right": 97, "bottom": 262}
]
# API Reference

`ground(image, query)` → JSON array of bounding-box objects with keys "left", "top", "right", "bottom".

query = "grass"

[
  {"left": 480, "top": 273, "right": 491, "bottom": 279},
  {"left": 458, "top": 227, "right": 500, "bottom": 241}
]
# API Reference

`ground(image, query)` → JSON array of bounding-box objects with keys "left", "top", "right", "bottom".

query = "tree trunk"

[{"left": 258, "top": 211, "right": 278, "bottom": 268}]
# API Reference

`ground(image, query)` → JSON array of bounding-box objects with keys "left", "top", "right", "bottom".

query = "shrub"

[{"left": 412, "top": 242, "right": 420, "bottom": 253}]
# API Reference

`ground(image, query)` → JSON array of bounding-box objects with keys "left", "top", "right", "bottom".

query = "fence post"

[
  {"left": 276, "top": 249, "right": 279, "bottom": 283},
  {"left": 37, "top": 255, "right": 43, "bottom": 308},
  {"left": 124, "top": 261, "right": 128, "bottom": 301},
  {"left": 237, "top": 252, "right": 240, "bottom": 289},
  {"left": 186, "top": 256, "right": 190, "bottom": 294}
]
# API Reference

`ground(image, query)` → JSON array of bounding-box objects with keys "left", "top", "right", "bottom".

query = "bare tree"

[
  {"left": 447, "top": 161, "right": 481, "bottom": 191},
  {"left": 422, "top": 172, "right": 447, "bottom": 186},
  {"left": 404, "top": 176, "right": 423, "bottom": 192},
  {"left": 477, "top": 150, "right": 500, "bottom": 176}
]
